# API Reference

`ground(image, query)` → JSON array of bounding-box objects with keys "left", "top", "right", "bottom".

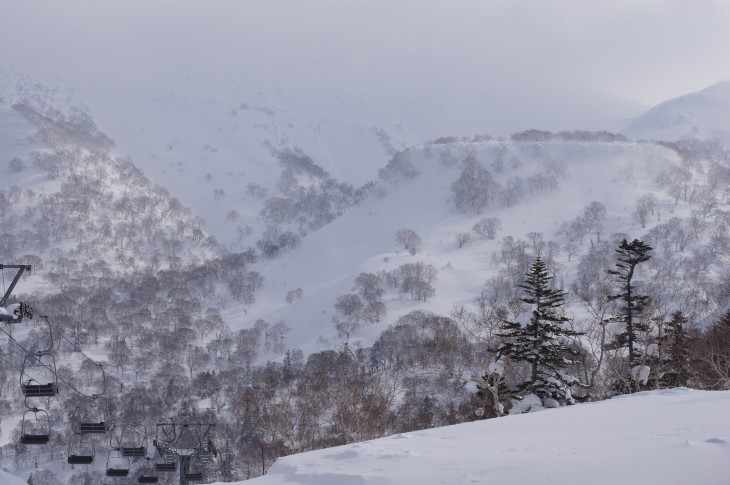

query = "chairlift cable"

[
  {"left": 0, "top": 352, "right": 78, "bottom": 409},
  {"left": 57, "top": 332, "right": 124, "bottom": 391},
  {"left": 32, "top": 304, "right": 125, "bottom": 392},
  {"left": 0, "top": 325, "right": 94, "bottom": 402}
]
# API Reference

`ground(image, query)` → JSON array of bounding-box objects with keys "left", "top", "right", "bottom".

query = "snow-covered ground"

[
  {"left": 221, "top": 389, "right": 730, "bottom": 485},
  {"left": 0, "top": 469, "right": 25, "bottom": 485}
]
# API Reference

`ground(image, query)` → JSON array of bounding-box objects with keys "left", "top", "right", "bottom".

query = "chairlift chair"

[
  {"left": 185, "top": 471, "right": 203, "bottom": 482},
  {"left": 106, "top": 449, "right": 131, "bottom": 477},
  {"left": 112, "top": 423, "right": 147, "bottom": 457},
  {"left": 72, "top": 398, "right": 108, "bottom": 435},
  {"left": 135, "top": 459, "right": 159, "bottom": 483},
  {"left": 183, "top": 453, "right": 204, "bottom": 482},
  {"left": 75, "top": 368, "right": 109, "bottom": 434},
  {"left": 122, "top": 446, "right": 146, "bottom": 457},
  {"left": 80, "top": 421, "right": 107, "bottom": 434},
  {"left": 67, "top": 431, "right": 95, "bottom": 465},
  {"left": 20, "top": 353, "right": 59, "bottom": 398},
  {"left": 19, "top": 408, "right": 51, "bottom": 445},
  {"left": 154, "top": 460, "right": 176, "bottom": 473},
  {"left": 154, "top": 450, "right": 176, "bottom": 473},
  {"left": 153, "top": 426, "right": 177, "bottom": 472}
]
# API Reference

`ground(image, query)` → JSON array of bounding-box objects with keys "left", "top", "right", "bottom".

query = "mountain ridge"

[{"left": 623, "top": 80, "right": 730, "bottom": 144}]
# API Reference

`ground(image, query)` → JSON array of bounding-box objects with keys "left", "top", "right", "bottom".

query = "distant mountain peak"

[{"left": 622, "top": 81, "right": 730, "bottom": 145}]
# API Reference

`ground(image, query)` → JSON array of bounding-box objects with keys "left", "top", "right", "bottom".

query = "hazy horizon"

[{"left": 2, "top": 1, "right": 729, "bottom": 136}]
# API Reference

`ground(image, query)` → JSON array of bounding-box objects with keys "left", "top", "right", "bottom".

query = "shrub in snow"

[
  {"left": 632, "top": 365, "right": 651, "bottom": 386},
  {"left": 508, "top": 393, "right": 544, "bottom": 414}
]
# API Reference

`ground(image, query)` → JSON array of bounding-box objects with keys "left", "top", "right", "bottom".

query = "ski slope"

[{"left": 222, "top": 389, "right": 730, "bottom": 485}]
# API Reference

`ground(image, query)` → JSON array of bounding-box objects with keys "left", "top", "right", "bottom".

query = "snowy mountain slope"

[
  {"left": 0, "top": 95, "right": 695, "bottom": 360},
  {"left": 4, "top": 83, "right": 726, "bottom": 368},
  {"left": 0, "top": 68, "right": 647, "bottom": 252},
  {"left": 220, "top": 388, "right": 730, "bottom": 485},
  {"left": 2, "top": 81, "right": 683, "bottom": 354},
  {"left": 0, "top": 73, "right": 417, "bottom": 250},
  {"left": 238, "top": 139, "right": 680, "bottom": 355},
  {"left": 623, "top": 81, "right": 730, "bottom": 145},
  {"left": 0, "top": 79, "right": 728, "bottom": 484}
]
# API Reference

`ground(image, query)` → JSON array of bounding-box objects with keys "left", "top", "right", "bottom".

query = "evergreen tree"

[
  {"left": 658, "top": 311, "right": 692, "bottom": 388},
  {"left": 607, "top": 239, "right": 652, "bottom": 372},
  {"left": 497, "top": 257, "right": 583, "bottom": 405}
]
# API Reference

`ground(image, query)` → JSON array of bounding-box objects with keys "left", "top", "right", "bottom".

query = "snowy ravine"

[{"left": 217, "top": 389, "right": 730, "bottom": 485}]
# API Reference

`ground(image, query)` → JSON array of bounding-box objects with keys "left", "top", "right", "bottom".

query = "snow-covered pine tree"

[
  {"left": 497, "top": 256, "right": 583, "bottom": 406},
  {"left": 607, "top": 238, "right": 652, "bottom": 389}
]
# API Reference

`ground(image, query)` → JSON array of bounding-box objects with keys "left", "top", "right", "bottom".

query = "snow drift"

[{"left": 226, "top": 389, "right": 730, "bottom": 485}]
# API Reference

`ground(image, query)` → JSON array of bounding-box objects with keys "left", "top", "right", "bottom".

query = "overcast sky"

[{"left": 1, "top": 0, "right": 729, "bottom": 132}]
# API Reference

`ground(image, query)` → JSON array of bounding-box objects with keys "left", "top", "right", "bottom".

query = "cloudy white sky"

[{"left": 1, "top": 0, "right": 729, "bottom": 133}]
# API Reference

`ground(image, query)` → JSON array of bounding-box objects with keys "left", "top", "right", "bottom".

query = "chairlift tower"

[{"left": 154, "top": 420, "right": 216, "bottom": 485}]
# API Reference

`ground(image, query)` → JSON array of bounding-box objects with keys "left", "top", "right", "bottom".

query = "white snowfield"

[
  {"left": 0, "top": 468, "right": 25, "bottom": 485},
  {"left": 220, "top": 389, "right": 730, "bottom": 485}
]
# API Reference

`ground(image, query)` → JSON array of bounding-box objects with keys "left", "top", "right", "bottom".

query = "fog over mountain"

[{"left": 3, "top": 1, "right": 730, "bottom": 137}]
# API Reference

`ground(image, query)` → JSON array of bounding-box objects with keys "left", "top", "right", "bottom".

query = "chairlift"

[
  {"left": 106, "top": 449, "right": 131, "bottom": 477},
  {"left": 154, "top": 459, "right": 176, "bottom": 473},
  {"left": 75, "top": 364, "right": 108, "bottom": 434},
  {"left": 80, "top": 421, "right": 107, "bottom": 434},
  {"left": 183, "top": 453, "right": 204, "bottom": 482},
  {"left": 110, "top": 423, "right": 147, "bottom": 458},
  {"left": 67, "top": 432, "right": 95, "bottom": 465},
  {"left": 19, "top": 408, "right": 51, "bottom": 445},
  {"left": 72, "top": 397, "right": 109, "bottom": 435},
  {"left": 153, "top": 445, "right": 176, "bottom": 472},
  {"left": 0, "top": 264, "right": 32, "bottom": 323},
  {"left": 122, "top": 446, "right": 147, "bottom": 457},
  {"left": 135, "top": 458, "right": 159, "bottom": 484},
  {"left": 20, "top": 353, "right": 59, "bottom": 398}
]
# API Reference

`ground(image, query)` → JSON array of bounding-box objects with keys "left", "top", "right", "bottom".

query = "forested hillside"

[{"left": 2, "top": 81, "right": 730, "bottom": 484}]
